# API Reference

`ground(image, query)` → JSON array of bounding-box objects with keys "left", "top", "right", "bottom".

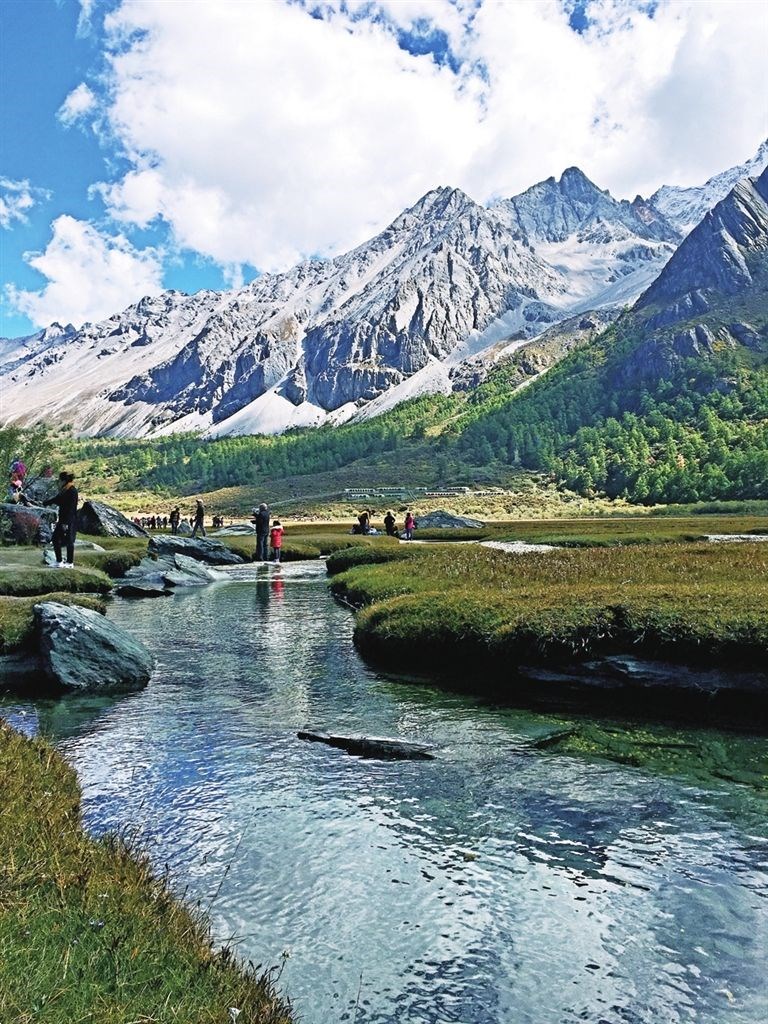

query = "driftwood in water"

[{"left": 298, "top": 730, "right": 435, "bottom": 761}]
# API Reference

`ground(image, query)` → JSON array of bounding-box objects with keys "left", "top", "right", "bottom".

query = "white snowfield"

[{"left": 2, "top": 141, "right": 765, "bottom": 439}]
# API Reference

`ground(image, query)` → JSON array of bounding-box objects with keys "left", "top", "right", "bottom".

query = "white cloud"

[
  {"left": 0, "top": 177, "right": 50, "bottom": 229},
  {"left": 55, "top": 0, "right": 768, "bottom": 280},
  {"left": 83, "top": 0, "right": 768, "bottom": 272},
  {"left": 77, "top": 0, "right": 96, "bottom": 36},
  {"left": 57, "top": 82, "right": 97, "bottom": 126},
  {"left": 7, "top": 215, "right": 163, "bottom": 328}
]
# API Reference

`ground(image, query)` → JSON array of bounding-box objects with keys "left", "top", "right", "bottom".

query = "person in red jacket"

[
  {"left": 404, "top": 510, "right": 415, "bottom": 541},
  {"left": 270, "top": 519, "right": 284, "bottom": 562}
]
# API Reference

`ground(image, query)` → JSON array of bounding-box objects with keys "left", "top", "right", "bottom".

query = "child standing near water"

[{"left": 270, "top": 519, "right": 284, "bottom": 562}]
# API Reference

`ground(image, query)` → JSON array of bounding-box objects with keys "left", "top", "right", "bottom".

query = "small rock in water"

[{"left": 298, "top": 730, "right": 435, "bottom": 760}]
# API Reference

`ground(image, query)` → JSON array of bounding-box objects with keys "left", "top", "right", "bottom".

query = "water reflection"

[{"left": 2, "top": 561, "right": 767, "bottom": 1024}]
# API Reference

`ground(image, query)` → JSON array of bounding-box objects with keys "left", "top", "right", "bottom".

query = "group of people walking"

[
  {"left": 355, "top": 509, "right": 416, "bottom": 540},
  {"left": 25, "top": 461, "right": 418, "bottom": 574}
]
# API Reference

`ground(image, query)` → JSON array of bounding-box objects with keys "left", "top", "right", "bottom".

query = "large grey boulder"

[
  {"left": 0, "top": 502, "right": 56, "bottom": 544},
  {"left": 114, "top": 557, "right": 174, "bottom": 597},
  {"left": 77, "top": 500, "right": 148, "bottom": 538},
  {"left": 114, "top": 553, "right": 228, "bottom": 596},
  {"left": 212, "top": 524, "right": 256, "bottom": 536},
  {"left": 34, "top": 601, "right": 154, "bottom": 693},
  {"left": 149, "top": 535, "right": 244, "bottom": 565},
  {"left": 165, "top": 553, "right": 227, "bottom": 585},
  {"left": 177, "top": 521, "right": 193, "bottom": 536},
  {"left": 416, "top": 510, "right": 485, "bottom": 529}
]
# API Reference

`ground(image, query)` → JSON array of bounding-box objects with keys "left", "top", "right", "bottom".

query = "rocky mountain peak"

[
  {"left": 558, "top": 166, "right": 605, "bottom": 200},
  {"left": 635, "top": 165, "right": 768, "bottom": 322}
]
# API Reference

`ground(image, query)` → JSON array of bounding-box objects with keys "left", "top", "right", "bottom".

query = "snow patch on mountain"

[{"left": 649, "top": 139, "right": 768, "bottom": 236}]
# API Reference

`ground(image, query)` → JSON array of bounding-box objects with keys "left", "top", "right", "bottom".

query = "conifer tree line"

[{"left": 10, "top": 318, "right": 768, "bottom": 506}]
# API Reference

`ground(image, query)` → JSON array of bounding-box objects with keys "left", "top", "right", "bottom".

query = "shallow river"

[{"left": 4, "top": 562, "right": 768, "bottom": 1023}]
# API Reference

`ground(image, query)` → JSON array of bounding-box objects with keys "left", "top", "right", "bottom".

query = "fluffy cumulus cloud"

[
  {"left": 9, "top": 0, "right": 767, "bottom": 332},
  {"left": 90, "top": 0, "right": 767, "bottom": 274},
  {"left": 57, "top": 83, "right": 97, "bottom": 126},
  {"left": 8, "top": 216, "right": 163, "bottom": 328},
  {"left": 0, "top": 177, "right": 50, "bottom": 229}
]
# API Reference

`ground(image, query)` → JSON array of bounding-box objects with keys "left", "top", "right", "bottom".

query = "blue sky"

[{"left": 1, "top": 0, "right": 766, "bottom": 338}]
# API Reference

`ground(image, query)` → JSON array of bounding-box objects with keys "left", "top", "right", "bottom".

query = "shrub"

[{"left": 79, "top": 549, "right": 143, "bottom": 578}]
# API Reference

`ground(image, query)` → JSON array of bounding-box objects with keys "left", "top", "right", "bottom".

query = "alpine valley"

[{"left": 2, "top": 141, "right": 768, "bottom": 506}]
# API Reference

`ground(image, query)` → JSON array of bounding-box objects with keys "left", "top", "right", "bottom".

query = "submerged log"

[{"left": 298, "top": 730, "right": 435, "bottom": 760}]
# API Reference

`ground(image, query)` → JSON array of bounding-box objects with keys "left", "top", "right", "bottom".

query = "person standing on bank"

[
  {"left": 169, "top": 507, "right": 181, "bottom": 535},
  {"left": 270, "top": 519, "right": 284, "bottom": 562},
  {"left": 191, "top": 498, "right": 206, "bottom": 538},
  {"left": 254, "top": 502, "right": 271, "bottom": 561},
  {"left": 44, "top": 471, "right": 79, "bottom": 567},
  {"left": 404, "top": 510, "right": 415, "bottom": 541}
]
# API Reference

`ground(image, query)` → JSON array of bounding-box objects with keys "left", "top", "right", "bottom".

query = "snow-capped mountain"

[
  {"left": 0, "top": 186, "right": 572, "bottom": 437},
  {"left": 614, "top": 165, "right": 768, "bottom": 387},
  {"left": 2, "top": 141, "right": 765, "bottom": 439},
  {"left": 492, "top": 166, "right": 681, "bottom": 310},
  {"left": 639, "top": 165, "right": 768, "bottom": 316},
  {"left": 649, "top": 139, "right": 768, "bottom": 237},
  {"left": 0, "top": 322, "right": 76, "bottom": 372}
]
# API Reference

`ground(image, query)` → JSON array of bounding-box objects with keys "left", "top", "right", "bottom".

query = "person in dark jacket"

[
  {"left": 384, "top": 510, "right": 397, "bottom": 537},
  {"left": 44, "top": 471, "right": 79, "bottom": 566},
  {"left": 253, "top": 502, "right": 271, "bottom": 561},
  {"left": 169, "top": 507, "right": 181, "bottom": 535},
  {"left": 191, "top": 498, "right": 206, "bottom": 537}
]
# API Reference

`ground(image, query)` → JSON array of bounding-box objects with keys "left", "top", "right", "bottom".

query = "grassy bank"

[
  {"left": 414, "top": 513, "right": 768, "bottom": 544},
  {"left": 329, "top": 541, "right": 768, "bottom": 689},
  {"left": 0, "top": 722, "right": 293, "bottom": 1024}
]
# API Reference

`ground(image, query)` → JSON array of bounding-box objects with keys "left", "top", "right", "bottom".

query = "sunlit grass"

[
  {"left": 329, "top": 541, "right": 768, "bottom": 672},
  {"left": 0, "top": 722, "right": 294, "bottom": 1024}
]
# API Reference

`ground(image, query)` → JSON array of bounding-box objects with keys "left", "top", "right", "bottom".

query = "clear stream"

[{"left": 3, "top": 561, "right": 768, "bottom": 1024}]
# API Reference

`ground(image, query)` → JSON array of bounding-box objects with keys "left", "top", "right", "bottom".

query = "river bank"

[
  {"left": 328, "top": 540, "right": 768, "bottom": 727},
  {"left": 0, "top": 720, "right": 293, "bottom": 1024}
]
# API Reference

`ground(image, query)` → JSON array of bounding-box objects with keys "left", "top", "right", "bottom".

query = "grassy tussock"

[
  {"left": 0, "top": 594, "right": 106, "bottom": 653},
  {"left": 0, "top": 722, "right": 293, "bottom": 1024},
  {"left": 76, "top": 549, "right": 144, "bottom": 578},
  {"left": 326, "top": 545, "right": 417, "bottom": 576},
  {"left": 0, "top": 566, "right": 113, "bottom": 598},
  {"left": 330, "top": 542, "right": 768, "bottom": 672}
]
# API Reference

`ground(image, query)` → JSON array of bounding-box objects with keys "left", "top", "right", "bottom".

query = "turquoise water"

[{"left": 3, "top": 561, "right": 767, "bottom": 1023}]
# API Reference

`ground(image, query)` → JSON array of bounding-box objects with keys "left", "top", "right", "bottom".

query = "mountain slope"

[
  {"left": 0, "top": 187, "right": 570, "bottom": 438},
  {"left": 2, "top": 146, "right": 766, "bottom": 442},
  {"left": 458, "top": 165, "right": 768, "bottom": 503}
]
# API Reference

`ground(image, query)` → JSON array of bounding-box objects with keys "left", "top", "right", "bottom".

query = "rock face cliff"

[
  {"left": 2, "top": 142, "right": 766, "bottom": 438},
  {"left": 615, "top": 165, "right": 768, "bottom": 385}
]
